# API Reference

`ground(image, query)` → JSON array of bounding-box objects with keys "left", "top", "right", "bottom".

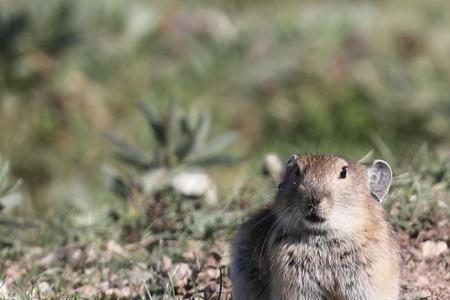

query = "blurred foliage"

[
  {"left": 0, "top": 1, "right": 450, "bottom": 297},
  {"left": 109, "top": 101, "right": 239, "bottom": 170},
  {"left": 0, "top": 0, "right": 83, "bottom": 205},
  {"left": 0, "top": 156, "right": 22, "bottom": 213},
  {"left": 105, "top": 100, "right": 238, "bottom": 198},
  {"left": 104, "top": 101, "right": 239, "bottom": 241},
  {"left": 387, "top": 145, "right": 450, "bottom": 235},
  {"left": 0, "top": 0, "right": 449, "bottom": 218}
]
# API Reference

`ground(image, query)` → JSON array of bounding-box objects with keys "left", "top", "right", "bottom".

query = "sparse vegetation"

[
  {"left": 0, "top": 157, "right": 23, "bottom": 228},
  {"left": 0, "top": 0, "right": 449, "bottom": 299},
  {"left": 104, "top": 100, "right": 239, "bottom": 199}
]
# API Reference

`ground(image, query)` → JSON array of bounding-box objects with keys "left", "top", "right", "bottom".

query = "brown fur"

[{"left": 231, "top": 154, "right": 400, "bottom": 300}]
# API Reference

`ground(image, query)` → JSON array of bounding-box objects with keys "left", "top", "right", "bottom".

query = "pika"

[{"left": 231, "top": 154, "right": 400, "bottom": 300}]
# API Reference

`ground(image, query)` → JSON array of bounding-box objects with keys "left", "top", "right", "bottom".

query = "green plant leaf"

[
  {"left": 358, "top": 150, "right": 374, "bottom": 163},
  {"left": 0, "top": 192, "right": 22, "bottom": 212},
  {"left": 0, "top": 160, "right": 10, "bottom": 185},
  {"left": 193, "top": 112, "right": 211, "bottom": 149},
  {"left": 0, "top": 179, "right": 21, "bottom": 198},
  {"left": 106, "top": 133, "right": 152, "bottom": 170},
  {"left": 187, "top": 153, "right": 241, "bottom": 167},
  {"left": 195, "top": 131, "right": 239, "bottom": 156},
  {"left": 174, "top": 116, "right": 197, "bottom": 162},
  {"left": 0, "top": 160, "right": 21, "bottom": 198},
  {"left": 102, "top": 164, "right": 132, "bottom": 200},
  {"left": 138, "top": 101, "right": 166, "bottom": 146},
  {"left": 167, "top": 100, "right": 180, "bottom": 165},
  {"left": 175, "top": 135, "right": 195, "bottom": 163}
]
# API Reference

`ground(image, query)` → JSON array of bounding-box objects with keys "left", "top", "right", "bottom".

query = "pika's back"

[{"left": 231, "top": 154, "right": 400, "bottom": 300}]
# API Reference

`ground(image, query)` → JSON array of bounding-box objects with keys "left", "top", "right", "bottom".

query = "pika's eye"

[{"left": 339, "top": 166, "right": 347, "bottom": 179}]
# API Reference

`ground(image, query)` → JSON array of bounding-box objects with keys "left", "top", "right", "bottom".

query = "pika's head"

[{"left": 274, "top": 154, "right": 392, "bottom": 233}]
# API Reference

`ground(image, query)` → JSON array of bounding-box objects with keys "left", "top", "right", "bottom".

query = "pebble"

[{"left": 421, "top": 241, "right": 448, "bottom": 259}]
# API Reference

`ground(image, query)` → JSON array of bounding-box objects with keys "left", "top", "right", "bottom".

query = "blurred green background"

[{"left": 1, "top": 0, "right": 449, "bottom": 218}]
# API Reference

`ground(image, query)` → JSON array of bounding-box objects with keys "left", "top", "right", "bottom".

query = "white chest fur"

[{"left": 269, "top": 234, "right": 375, "bottom": 300}]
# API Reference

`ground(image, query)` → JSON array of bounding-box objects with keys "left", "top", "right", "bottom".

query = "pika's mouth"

[
  {"left": 305, "top": 213, "right": 326, "bottom": 223},
  {"left": 303, "top": 204, "right": 327, "bottom": 223}
]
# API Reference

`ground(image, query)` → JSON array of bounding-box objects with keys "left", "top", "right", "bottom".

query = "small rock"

[
  {"left": 197, "top": 268, "right": 220, "bottom": 282},
  {"left": 412, "top": 289, "right": 432, "bottom": 299},
  {"left": 68, "top": 248, "right": 85, "bottom": 269},
  {"left": 38, "top": 252, "right": 58, "bottom": 267},
  {"left": 421, "top": 241, "right": 448, "bottom": 259},
  {"left": 38, "top": 282, "right": 50, "bottom": 293},
  {"left": 129, "top": 264, "right": 150, "bottom": 287},
  {"left": 106, "top": 240, "right": 128, "bottom": 258},
  {"left": 160, "top": 255, "right": 172, "bottom": 274},
  {"left": 75, "top": 285, "right": 97, "bottom": 298},
  {"left": 182, "top": 240, "right": 204, "bottom": 261},
  {"left": 140, "top": 168, "right": 168, "bottom": 195},
  {"left": 86, "top": 248, "right": 99, "bottom": 265},
  {"left": 417, "top": 275, "right": 430, "bottom": 287},
  {"left": 5, "top": 262, "right": 27, "bottom": 282},
  {"left": 171, "top": 171, "right": 217, "bottom": 201},
  {"left": 97, "top": 281, "right": 110, "bottom": 293},
  {"left": 120, "top": 286, "right": 131, "bottom": 298},
  {"left": 167, "top": 263, "right": 192, "bottom": 287},
  {"left": 182, "top": 251, "right": 196, "bottom": 262}
]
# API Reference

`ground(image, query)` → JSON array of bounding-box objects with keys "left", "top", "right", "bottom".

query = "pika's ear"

[
  {"left": 366, "top": 160, "right": 392, "bottom": 202},
  {"left": 285, "top": 154, "right": 299, "bottom": 175},
  {"left": 278, "top": 154, "right": 300, "bottom": 186}
]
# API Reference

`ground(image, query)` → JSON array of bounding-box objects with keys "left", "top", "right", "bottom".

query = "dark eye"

[{"left": 339, "top": 166, "right": 347, "bottom": 179}]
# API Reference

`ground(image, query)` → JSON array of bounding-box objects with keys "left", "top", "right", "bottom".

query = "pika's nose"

[
  {"left": 306, "top": 195, "right": 321, "bottom": 207},
  {"left": 306, "top": 202, "right": 316, "bottom": 211}
]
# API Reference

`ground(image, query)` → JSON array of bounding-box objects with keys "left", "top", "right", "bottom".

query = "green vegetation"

[
  {"left": 0, "top": 0, "right": 449, "bottom": 299},
  {"left": 105, "top": 100, "right": 238, "bottom": 199},
  {"left": 0, "top": 157, "right": 22, "bottom": 214}
]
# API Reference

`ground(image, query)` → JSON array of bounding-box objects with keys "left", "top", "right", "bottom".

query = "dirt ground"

[
  {"left": 175, "top": 224, "right": 450, "bottom": 300},
  {"left": 399, "top": 220, "right": 450, "bottom": 300},
  {"left": 1, "top": 222, "right": 449, "bottom": 299}
]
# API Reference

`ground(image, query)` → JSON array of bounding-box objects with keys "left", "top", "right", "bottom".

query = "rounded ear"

[
  {"left": 278, "top": 154, "right": 300, "bottom": 188},
  {"left": 366, "top": 159, "right": 392, "bottom": 202},
  {"left": 285, "top": 154, "right": 299, "bottom": 174}
]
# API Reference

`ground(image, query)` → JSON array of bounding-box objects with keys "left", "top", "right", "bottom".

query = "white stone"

[
  {"left": 421, "top": 240, "right": 448, "bottom": 258},
  {"left": 140, "top": 168, "right": 168, "bottom": 195},
  {"left": 38, "top": 282, "right": 50, "bottom": 293},
  {"left": 171, "top": 171, "right": 214, "bottom": 198},
  {"left": 167, "top": 263, "right": 192, "bottom": 287}
]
